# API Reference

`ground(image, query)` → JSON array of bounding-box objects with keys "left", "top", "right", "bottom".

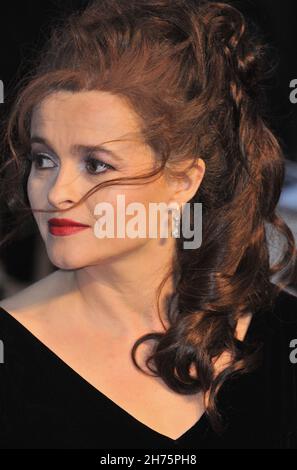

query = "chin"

[
  {"left": 46, "top": 248, "right": 110, "bottom": 270},
  {"left": 46, "top": 250, "right": 87, "bottom": 270},
  {"left": 48, "top": 259, "right": 82, "bottom": 271}
]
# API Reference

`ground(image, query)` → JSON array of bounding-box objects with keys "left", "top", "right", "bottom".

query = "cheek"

[
  {"left": 27, "top": 172, "right": 37, "bottom": 208},
  {"left": 88, "top": 185, "right": 164, "bottom": 217},
  {"left": 26, "top": 173, "right": 49, "bottom": 229},
  {"left": 27, "top": 172, "right": 42, "bottom": 204},
  {"left": 87, "top": 182, "right": 169, "bottom": 242}
]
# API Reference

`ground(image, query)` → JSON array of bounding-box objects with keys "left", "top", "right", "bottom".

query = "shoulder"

[
  {"left": 265, "top": 287, "right": 297, "bottom": 447},
  {"left": 0, "top": 269, "right": 75, "bottom": 370},
  {"left": 266, "top": 286, "right": 297, "bottom": 334},
  {"left": 0, "top": 269, "right": 75, "bottom": 345},
  {"left": 250, "top": 286, "right": 297, "bottom": 351},
  {"left": 251, "top": 286, "right": 297, "bottom": 388},
  {"left": 0, "top": 269, "right": 69, "bottom": 320},
  {"left": 269, "top": 288, "right": 297, "bottom": 365},
  {"left": 243, "top": 286, "right": 297, "bottom": 388},
  {"left": 273, "top": 286, "right": 297, "bottom": 313}
]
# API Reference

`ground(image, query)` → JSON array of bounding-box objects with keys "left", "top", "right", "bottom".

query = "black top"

[{"left": 0, "top": 287, "right": 297, "bottom": 449}]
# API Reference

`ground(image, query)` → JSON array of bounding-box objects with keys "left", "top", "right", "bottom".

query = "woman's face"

[{"left": 27, "top": 90, "right": 175, "bottom": 270}]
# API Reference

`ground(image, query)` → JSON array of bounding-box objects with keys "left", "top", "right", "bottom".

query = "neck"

[{"left": 66, "top": 239, "right": 177, "bottom": 337}]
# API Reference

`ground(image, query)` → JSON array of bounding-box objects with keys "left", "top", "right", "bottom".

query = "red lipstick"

[{"left": 48, "top": 218, "right": 90, "bottom": 237}]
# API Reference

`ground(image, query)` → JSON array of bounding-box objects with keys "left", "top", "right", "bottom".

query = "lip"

[
  {"left": 48, "top": 218, "right": 90, "bottom": 227},
  {"left": 48, "top": 218, "right": 90, "bottom": 237}
]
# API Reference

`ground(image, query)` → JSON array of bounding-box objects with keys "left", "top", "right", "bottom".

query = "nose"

[{"left": 47, "top": 165, "right": 81, "bottom": 209}]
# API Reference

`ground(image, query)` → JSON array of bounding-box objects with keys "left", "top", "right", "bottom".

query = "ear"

[{"left": 167, "top": 158, "right": 205, "bottom": 206}]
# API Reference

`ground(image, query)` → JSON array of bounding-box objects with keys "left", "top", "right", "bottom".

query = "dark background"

[{"left": 0, "top": 0, "right": 296, "bottom": 294}]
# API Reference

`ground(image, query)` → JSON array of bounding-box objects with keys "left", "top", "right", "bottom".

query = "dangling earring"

[{"left": 172, "top": 210, "right": 180, "bottom": 238}]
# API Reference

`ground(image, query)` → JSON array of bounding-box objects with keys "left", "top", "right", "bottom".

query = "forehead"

[{"left": 30, "top": 90, "right": 143, "bottom": 144}]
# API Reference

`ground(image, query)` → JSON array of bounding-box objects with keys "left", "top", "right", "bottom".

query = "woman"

[{"left": 0, "top": 0, "right": 297, "bottom": 449}]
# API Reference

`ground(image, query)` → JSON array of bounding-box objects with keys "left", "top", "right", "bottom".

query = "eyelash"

[{"left": 26, "top": 152, "right": 115, "bottom": 176}]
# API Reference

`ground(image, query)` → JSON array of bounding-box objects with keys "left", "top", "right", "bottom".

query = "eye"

[
  {"left": 27, "top": 152, "right": 56, "bottom": 169},
  {"left": 26, "top": 152, "right": 115, "bottom": 175},
  {"left": 84, "top": 155, "right": 114, "bottom": 175}
]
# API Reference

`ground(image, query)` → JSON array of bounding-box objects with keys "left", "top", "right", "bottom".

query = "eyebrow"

[{"left": 30, "top": 136, "right": 124, "bottom": 161}]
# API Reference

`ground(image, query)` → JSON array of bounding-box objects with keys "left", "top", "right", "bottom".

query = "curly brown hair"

[{"left": 1, "top": 0, "right": 296, "bottom": 433}]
